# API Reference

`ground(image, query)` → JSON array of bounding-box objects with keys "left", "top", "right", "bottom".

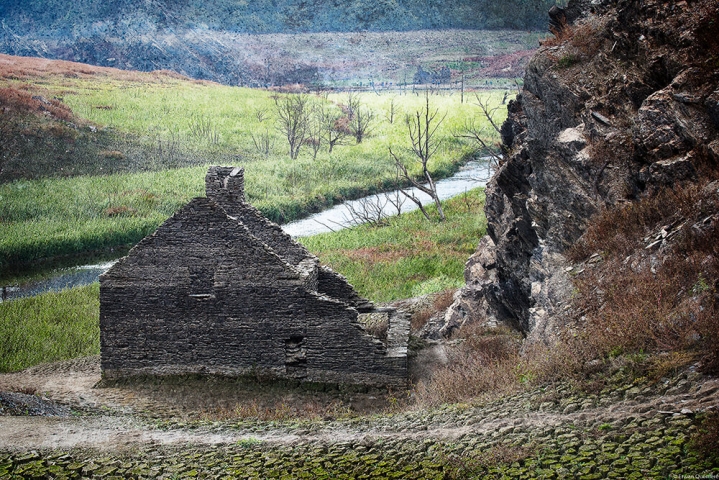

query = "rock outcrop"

[{"left": 445, "top": 0, "right": 719, "bottom": 342}]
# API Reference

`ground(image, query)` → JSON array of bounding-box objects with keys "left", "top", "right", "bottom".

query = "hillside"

[
  {"left": 0, "top": 0, "right": 555, "bottom": 86},
  {"left": 0, "top": 0, "right": 555, "bottom": 35}
]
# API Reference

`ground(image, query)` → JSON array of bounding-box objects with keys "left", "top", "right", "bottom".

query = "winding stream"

[{"left": 1, "top": 159, "right": 491, "bottom": 302}]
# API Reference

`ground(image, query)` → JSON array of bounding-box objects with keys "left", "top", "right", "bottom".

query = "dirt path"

[{"left": 1, "top": 356, "right": 718, "bottom": 453}]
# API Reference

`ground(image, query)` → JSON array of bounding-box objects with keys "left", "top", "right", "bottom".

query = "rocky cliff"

[{"left": 445, "top": 0, "right": 719, "bottom": 345}]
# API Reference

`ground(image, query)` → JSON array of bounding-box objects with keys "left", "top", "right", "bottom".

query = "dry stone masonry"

[{"left": 100, "top": 166, "right": 409, "bottom": 387}]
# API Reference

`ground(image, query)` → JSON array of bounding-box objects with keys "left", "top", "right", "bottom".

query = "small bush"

[
  {"left": 410, "top": 307, "right": 434, "bottom": 333},
  {"left": 691, "top": 411, "right": 719, "bottom": 463},
  {"left": 556, "top": 53, "right": 580, "bottom": 69},
  {"left": 104, "top": 205, "right": 137, "bottom": 217},
  {"left": 568, "top": 183, "right": 703, "bottom": 262},
  {"left": 414, "top": 325, "right": 523, "bottom": 405}
]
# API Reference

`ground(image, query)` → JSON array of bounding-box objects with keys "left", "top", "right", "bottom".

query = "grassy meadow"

[
  {"left": 0, "top": 283, "right": 100, "bottom": 372},
  {"left": 300, "top": 188, "right": 486, "bottom": 302},
  {"left": 0, "top": 63, "right": 506, "bottom": 275},
  {"left": 0, "top": 189, "right": 485, "bottom": 372}
]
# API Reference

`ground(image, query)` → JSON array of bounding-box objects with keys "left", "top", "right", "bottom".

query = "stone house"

[{"left": 100, "top": 166, "right": 409, "bottom": 387}]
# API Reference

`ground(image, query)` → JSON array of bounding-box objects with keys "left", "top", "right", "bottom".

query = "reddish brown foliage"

[
  {"left": 0, "top": 86, "right": 73, "bottom": 121},
  {"left": 568, "top": 184, "right": 704, "bottom": 262},
  {"left": 0, "top": 53, "right": 190, "bottom": 83},
  {"left": 570, "top": 179, "right": 719, "bottom": 373},
  {"left": 104, "top": 206, "right": 137, "bottom": 217},
  {"left": 691, "top": 411, "right": 719, "bottom": 463}
]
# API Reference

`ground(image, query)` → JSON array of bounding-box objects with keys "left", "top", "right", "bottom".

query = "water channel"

[{"left": 1, "top": 159, "right": 492, "bottom": 302}]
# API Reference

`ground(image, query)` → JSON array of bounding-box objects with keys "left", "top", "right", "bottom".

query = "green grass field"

[
  {"left": 0, "top": 283, "right": 100, "bottom": 372},
  {"left": 1, "top": 68, "right": 505, "bottom": 275},
  {"left": 0, "top": 189, "right": 485, "bottom": 372},
  {"left": 300, "top": 188, "right": 486, "bottom": 301}
]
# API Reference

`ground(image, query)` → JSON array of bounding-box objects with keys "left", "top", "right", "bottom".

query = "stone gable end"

[{"left": 100, "top": 166, "right": 409, "bottom": 387}]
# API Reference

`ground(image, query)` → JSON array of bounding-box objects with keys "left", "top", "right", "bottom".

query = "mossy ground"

[{"left": 1, "top": 371, "right": 717, "bottom": 478}]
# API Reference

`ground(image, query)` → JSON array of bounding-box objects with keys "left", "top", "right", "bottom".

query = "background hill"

[
  {"left": 0, "top": 0, "right": 557, "bottom": 35},
  {"left": 0, "top": 0, "right": 557, "bottom": 85}
]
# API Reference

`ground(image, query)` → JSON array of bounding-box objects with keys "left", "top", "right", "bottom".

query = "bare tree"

[
  {"left": 350, "top": 104, "right": 374, "bottom": 144},
  {"left": 343, "top": 92, "right": 374, "bottom": 144},
  {"left": 342, "top": 167, "right": 406, "bottom": 227},
  {"left": 274, "top": 93, "right": 310, "bottom": 160},
  {"left": 390, "top": 93, "right": 447, "bottom": 221},
  {"left": 304, "top": 100, "right": 324, "bottom": 160},
  {"left": 453, "top": 93, "right": 504, "bottom": 169},
  {"left": 343, "top": 195, "right": 392, "bottom": 228},
  {"left": 318, "top": 103, "right": 351, "bottom": 154},
  {"left": 472, "top": 93, "right": 503, "bottom": 134},
  {"left": 345, "top": 92, "right": 360, "bottom": 120},
  {"left": 251, "top": 129, "right": 274, "bottom": 156},
  {"left": 254, "top": 108, "right": 270, "bottom": 123},
  {"left": 385, "top": 96, "right": 397, "bottom": 124},
  {"left": 385, "top": 166, "right": 407, "bottom": 217}
]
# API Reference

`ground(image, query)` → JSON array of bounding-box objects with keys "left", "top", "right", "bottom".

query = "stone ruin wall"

[{"left": 100, "top": 167, "right": 408, "bottom": 387}]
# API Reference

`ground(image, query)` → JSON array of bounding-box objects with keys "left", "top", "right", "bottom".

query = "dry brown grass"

[
  {"left": 410, "top": 289, "right": 456, "bottom": 332},
  {"left": 433, "top": 289, "right": 456, "bottom": 312},
  {"left": 414, "top": 325, "right": 524, "bottom": 406},
  {"left": 201, "top": 398, "right": 353, "bottom": 422},
  {"left": 568, "top": 183, "right": 704, "bottom": 262},
  {"left": 0, "top": 86, "right": 73, "bottom": 121},
  {"left": 542, "top": 17, "right": 607, "bottom": 68},
  {"left": 0, "top": 53, "right": 191, "bottom": 84},
  {"left": 416, "top": 177, "right": 718, "bottom": 405},
  {"left": 569, "top": 179, "right": 719, "bottom": 374},
  {"left": 104, "top": 206, "right": 137, "bottom": 217}
]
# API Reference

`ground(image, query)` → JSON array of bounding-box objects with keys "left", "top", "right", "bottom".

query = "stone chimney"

[{"left": 205, "top": 166, "right": 245, "bottom": 204}]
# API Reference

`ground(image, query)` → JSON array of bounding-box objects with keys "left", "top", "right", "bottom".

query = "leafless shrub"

[
  {"left": 410, "top": 308, "right": 434, "bottom": 333},
  {"left": 414, "top": 325, "right": 523, "bottom": 405},
  {"left": 433, "top": 289, "right": 456, "bottom": 312},
  {"left": 391, "top": 92, "right": 447, "bottom": 221},
  {"left": 568, "top": 183, "right": 703, "bottom": 262},
  {"left": 453, "top": 94, "right": 504, "bottom": 179},
  {"left": 343, "top": 195, "right": 393, "bottom": 228},
  {"left": 251, "top": 130, "right": 274, "bottom": 156},
  {"left": 273, "top": 93, "right": 311, "bottom": 160},
  {"left": 254, "top": 108, "right": 270, "bottom": 123},
  {"left": 569, "top": 182, "right": 719, "bottom": 372},
  {"left": 188, "top": 114, "right": 220, "bottom": 144},
  {"left": 410, "top": 289, "right": 456, "bottom": 333}
]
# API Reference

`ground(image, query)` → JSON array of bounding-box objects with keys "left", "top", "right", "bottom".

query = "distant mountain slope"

[
  {"left": 0, "top": 0, "right": 555, "bottom": 85},
  {"left": 0, "top": 0, "right": 556, "bottom": 35}
]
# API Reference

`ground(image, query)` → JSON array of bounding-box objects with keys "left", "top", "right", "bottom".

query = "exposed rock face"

[
  {"left": 447, "top": 0, "right": 719, "bottom": 342},
  {"left": 100, "top": 166, "right": 409, "bottom": 387}
]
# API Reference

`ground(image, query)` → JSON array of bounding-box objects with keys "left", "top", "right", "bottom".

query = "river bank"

[{"left": 1, "top": 160, "right": 489, "bottom": 302}]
